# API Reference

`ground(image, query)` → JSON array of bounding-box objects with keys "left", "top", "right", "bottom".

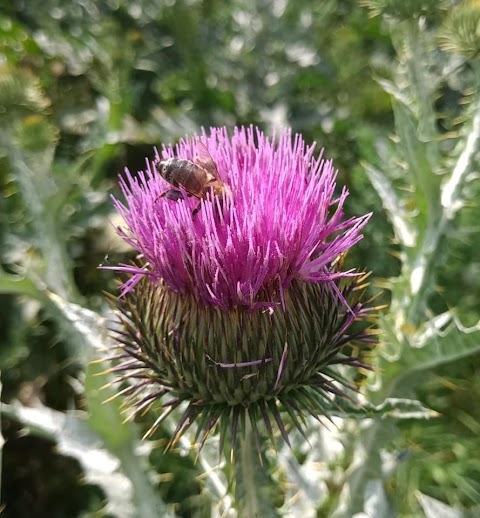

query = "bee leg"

[
  {"left": 192, "top": 202, "right": 202, "bottom": 217},
  {"left": 157, "top": 189, "right": 185, "bottom": 202}
]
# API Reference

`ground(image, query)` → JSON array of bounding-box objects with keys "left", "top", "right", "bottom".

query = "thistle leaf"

[
  {"left": 417, "top": 492, "right": 464, "bottom": 518},
  {"left": 359, "top": 0, "right": 443, "bottom": 20},
  {"left": 1, "top": 403, "right": 172, "bottom": 518},
  {"left": 328, "top": 397, "right": 438, "bottom": 420},
  {"left": 0, "top": 269, "right": 45, "bottom": 300},
  {"left": 441, "top": 103, "right": 480, "bottom": 220},
  {"left": 362, "top": 161, "right": 417, "bottom": 247},
  {"left": 403, "top": 315, "right": 480, "bottom": 373},
  {"left": 363, "top": 479, "right": 395, "bottom": 518},
  {"left": 45, "top": 293, "right": 171, "bottom": 516},
  {"left": 392, "top": 101, "right": 441, "bottom": 218},
  {"left": 438, "top": 5, "right": 480, "bottom": 58},
  {"left": 0, "top": 66, "right": 50, "bottom": 118}
]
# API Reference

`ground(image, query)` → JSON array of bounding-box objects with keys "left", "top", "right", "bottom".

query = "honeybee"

[{"left": 155, "top": 142, "right": 230, "bottom": 216}]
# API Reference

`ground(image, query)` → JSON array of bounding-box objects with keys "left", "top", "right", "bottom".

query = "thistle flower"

[{"left": 105, "top": 126, "right": 375, "bottom": 452}]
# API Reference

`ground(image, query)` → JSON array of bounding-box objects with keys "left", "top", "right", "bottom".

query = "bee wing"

[{"left": 194, "top": 141, "right": 219, "bottom": 180}]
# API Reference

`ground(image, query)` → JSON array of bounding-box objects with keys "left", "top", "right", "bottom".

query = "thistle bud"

[{"left": 104, "top": 127, "right": 375, "bottom": 451}]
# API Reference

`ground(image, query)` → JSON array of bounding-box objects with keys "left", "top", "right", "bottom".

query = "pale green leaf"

[
  {"left": 330, "top": 420, "right": 391, "bottom": 518},
  {"left": 401, "top": 23, "right": 439, "bottom": 142},
  {"left": 44, "top": 293, "right": 173, "bottom": 517},
  {"left": 392, "top": 100, "right": 441, "bottom": 215},
  {"left": 361, "top": 479, "right": 394, "bottom": 518},
  {"left": 362, "top": 161, "right": 417, "bottom": 247},
  {"left": 403, "top": 317, "right": 480, "bottom": 373},
  {"left": 330, "top": 397, "right": 438, "bottom": 420},
  {"left": 47, "top": 291, "right": 106, "bottom": 356},
  {"left": 376, "top": 77, "right": 411, "bottom": 107},
  {"left": 1, "top": 403, "right": 171, "bottom": 518},
  {"left": 359, "top": 0, "right": 442, "bottom": 20},
  {"left": 47, "top": 292, "right": 133, "bottom": 448},
  {"left": 0, "top": 269, "right": 45, "bottom": 300},
  {"left": 417, "top": 492, "right": 464, "bottom": 518},
  {"left": 441, "top": 103, "right": 480, "bottom": 220},
  {"left": 438, "top": 6, "right": 480, "bottom": 58},
  {"left": 8, "top": 147, "right": 78, "bottom": 300},
  {"left": 278, "top": 422, "right": 332, "bottom": 516}
]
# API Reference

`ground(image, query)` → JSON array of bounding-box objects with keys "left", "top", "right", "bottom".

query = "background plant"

[{"left": 1, "top": 0, "right": 479, "bottom": 516}]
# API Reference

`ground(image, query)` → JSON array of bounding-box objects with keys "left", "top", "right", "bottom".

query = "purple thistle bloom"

[
  {"left": 104, "top": 126, "right": 376, "bottom": 452},
  {"left": 111, "top": 126, "right": 371, "bottom": 310}
]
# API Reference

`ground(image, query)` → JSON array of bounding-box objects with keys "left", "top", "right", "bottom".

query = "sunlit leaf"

[
  {"left": 0, "top": 269, "right": 45, "bottom": 300},
  {"left": 0, "top": 66, "right": 50, "bottom": 120},
  {"left": 404, "top": 317, "right": 480, "bottom": 373},
  {"left": 330, "top": 397, "right": 438, "bottom": 420},
  {"left": 359, "top": 0, "right": 444, "bottom": 19},
  {"left": 278, "top": 421, "right": 335, "bottom": 516},
  {"left": 392, "top": 101, "right": 441, "bottom": 217},
  {"left": 362, "top": 161, "right": 417, "bottom": 247},
  {"left": 441, "top": 103, "right": 480, "bottom": 220},
  {"left": 362, "top": 479, "right": 394, "bottom": 518},
  {"left": 47, "top": 292, "right": 134, "bottom": 446},
  {"left": 45, "top": 293, "right": 173, "bottom": 516},
  {"left": 1, "top": 403, "right": 160, "bottom": 518},
  {"left": 438, "top": 5, "right": 480, "bottom": 58},
  {"left": 417, "top": 492, "right": 464, "bottom": 518}
]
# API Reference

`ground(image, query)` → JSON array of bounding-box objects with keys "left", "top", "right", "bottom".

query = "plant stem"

[
  {"left": 234, "top": 417, "right": 279, "bottom": 518},
  {"left": 235, "top": 419, "right": 262, "bottom": 518}
]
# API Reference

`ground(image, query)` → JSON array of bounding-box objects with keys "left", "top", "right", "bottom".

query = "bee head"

[{"left": 156, "top": 158, "right": 174, "bottom": 178}]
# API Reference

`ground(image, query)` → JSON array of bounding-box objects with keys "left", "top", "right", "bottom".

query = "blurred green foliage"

[{"left": 1, "top": 0, "right": 480, "bottom": 516}]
